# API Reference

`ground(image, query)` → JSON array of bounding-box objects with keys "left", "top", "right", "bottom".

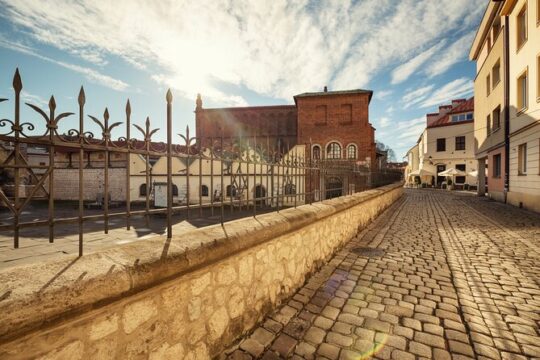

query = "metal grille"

[{"left": 0, "top": 68, "right": 403, "bottom": 257}]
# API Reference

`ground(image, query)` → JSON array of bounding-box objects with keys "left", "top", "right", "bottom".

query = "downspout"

[{"left": 503, "top": 15, "right": 510, "bottom": 203}]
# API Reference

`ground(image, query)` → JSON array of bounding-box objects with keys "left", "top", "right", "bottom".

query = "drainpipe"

[{"left": 503, "top": 15, "right": 510, "bottom": 203}]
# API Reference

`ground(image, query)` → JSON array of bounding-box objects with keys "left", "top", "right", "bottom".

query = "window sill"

[
  {"left": 516, "top": 107, "right": 528, "bottom": 116},
  {"left": 516, "top": 39, "right": 527, "bottom": 53}
]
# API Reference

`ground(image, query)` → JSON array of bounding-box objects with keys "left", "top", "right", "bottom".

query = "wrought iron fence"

[{"left": 0, "top": 68, "right": 403, "bottom": 257}]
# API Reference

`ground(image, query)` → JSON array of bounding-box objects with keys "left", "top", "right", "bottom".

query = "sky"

[{"left": 0, "top": 0, "right": 486, "bottom": 159}]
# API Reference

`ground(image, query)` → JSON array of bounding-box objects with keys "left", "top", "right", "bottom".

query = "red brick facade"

[{"left": 195, "top": 89, "right": 376, "bottom": 168}]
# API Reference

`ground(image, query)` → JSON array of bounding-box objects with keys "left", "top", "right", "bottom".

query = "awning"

[
  {"left": 438, "top": 168, "right": 467, "bottom": 176},
  {"left": 409, "top": 169, "right": 434, "bottom": 177}
]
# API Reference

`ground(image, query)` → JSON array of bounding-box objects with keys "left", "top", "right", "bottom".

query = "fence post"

[{"left": 166, "top": 89, "right": 172, "bottom": 239}]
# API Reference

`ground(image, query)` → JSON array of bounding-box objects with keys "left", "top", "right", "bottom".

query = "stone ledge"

[{"left": 0, "top": 182, "right": 403, "bottom": 344}]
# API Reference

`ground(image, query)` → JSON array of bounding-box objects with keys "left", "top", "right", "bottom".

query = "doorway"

[
  {"left": 254, "top": 185, "right": 266, "bottom": 205},
  {"left": 436, "top": 164, "right": 446, "bottom": 186},
  {"left": 325, "top": 177, "right": 343, "bottom": 199}
]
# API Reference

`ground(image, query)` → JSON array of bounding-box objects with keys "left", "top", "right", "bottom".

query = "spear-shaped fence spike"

[
  {"left": 126, "top": 99, "right": 131, "bottom": 116},
  {"left": 13, "top": 68, "right": 22, "bottom": 93},
  {"left": 104, "top": 108, "right": 109, "bottom": 121},
  {"left": 49, "top": 96, "right": 56, "bottom": 111},
  {"left": 78, "top": 86, "right": 85, "bottom": 106},
  {"left": 166, "top": 89, "right": 173, "bottom": 103}
]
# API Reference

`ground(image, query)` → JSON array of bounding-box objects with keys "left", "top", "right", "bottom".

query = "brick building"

[
  {"left": 195, "top": 88, "right": 376, "bottom": 167},
  {"left": 195, "top": 88, "right": 376, "bottom": 199}
]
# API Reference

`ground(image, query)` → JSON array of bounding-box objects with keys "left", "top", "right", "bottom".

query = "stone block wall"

[
  {"left": 0, "top": 183, "right": 403, "bottom": 359},
  {"left": 54, "top": 168, "right": 126, "bottom": 201}
]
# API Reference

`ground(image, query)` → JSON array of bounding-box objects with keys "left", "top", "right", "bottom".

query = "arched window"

[
  {"left": 201, "top": 185, "right": 209, "bottom": 197},
  {"left": 326, "top": 142, "right": 341, "bottom": 159},
  {"left": 172, "top": 184, "right": 178, "bottom": 196},
  {"left": 139, "top": 184, "right": 148, "bottom": 196},
  {"left": 347, "top": 144, "right": 357, "bottom": 159},
  {"left": 312, "top": 145, "right": 321, "bottom": 160},
  {"left": 226, "top": 185, "right": 237, "bottom": 198},
  {"left": 284, "top": 183, "right": 296, "bottom": 195}
]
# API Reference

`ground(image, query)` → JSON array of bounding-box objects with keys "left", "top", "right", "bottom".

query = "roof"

[
  {"left": 469, "top": 1, "right": 502, "bottom": 60},
  {"left": 200, "top": 104, "right": 296, "bottom": 112},
  {"left": 427, "top": 97, "right": 474, "bottom": 128},
  {"left": 294, "top": 89, "right": 373, "bottom": 104}
]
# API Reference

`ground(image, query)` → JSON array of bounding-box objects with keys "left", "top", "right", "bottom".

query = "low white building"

[{"left": 407, "top": 98, "right": 477, "bottom": 188}]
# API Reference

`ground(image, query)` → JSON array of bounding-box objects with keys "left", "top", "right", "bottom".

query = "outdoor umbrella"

[{"left": 438, "top": 168, "right": 467, "bottom": 187}]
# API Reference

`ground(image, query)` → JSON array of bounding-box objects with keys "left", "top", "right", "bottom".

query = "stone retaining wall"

[{"left": 0, "top": 183, "right": 403, "bottom": 359}]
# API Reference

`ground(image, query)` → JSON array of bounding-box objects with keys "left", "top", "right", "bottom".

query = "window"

[
  {"left": 201, "top": 185, "right": 209, "bottom": 197},
  {"left": 347, "top": 144, "right": 357, "bottom": 159},
  {"left": 517, "top": 70, "right": 528, "bottom": 111},
  {"left": 518, "top": 143, "right": 528, "bottom": 174},
  {"left": 455, "top": 136, "right": 466, "bottom": 151},
  {"left": 451, "top": 113, "right": 472, "bottom": 122},
  {"left": 492, "top": 60, "right": 501, "bottom": 87},
  {"left": 517, "top": 4, "right": 527, "bottom": 49},
  {"left": 436, "top": 138, "right": 446, "bottom": 152},
  {"left": 139, "top": 184, "right": 148, "bottom": 196},
  {"left": 493, "top": 154, "right": 502, "bottom": 178},
  {"left": 493, "top": 18, "right": 501, "bottom": 38},
  {"left": 326, "top": 142, "right": 342, "bottom": 159},
  {"left": 538, "top": 0, "right": 540, "bottom": 24},
  {"left": 312, "top": 145, "right": 321, "bottom": 160},
  {"left": 226, "top": 185, "right": 237, "bottom": 197},
  {"left": 172, "top": 184, "right": 178, "bottom": 196},
  {"left": 537, "top": 55, "right": 540, "bottom": 100},
  {"left": 492, "top": 106, "right": 501, "bottom": 130},
  {"left": 487, "top": 33, "right": 492, "bottom": 51},
  {"left": 487, "top": 114, "right": 492, "bottom": 135},
  {"left": 487, "top": 74, "right": 491, "bottom": 96},
  {"left": 284, "top": 183, "right": 296, "bottom": 195}
]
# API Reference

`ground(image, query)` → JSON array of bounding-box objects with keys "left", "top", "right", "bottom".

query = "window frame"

[
  {"left": 493, "top": 154, "right": 502, "bottom": 178},
  {"left": 486, "top": 73, "right": 491, "bottom": 96},
  {"left": 518, "top": 143, "right": 528, "bottom": 175},
  {"left": 517, "top": 2, "right": 528, "bottom": 51},
  {"left": 326, "top": 142, "right": 342, "bottom": 159},
  {"left": 517, "top": 68, "right": 529, "bottom": 112},
  {"left": 492, "top": 60, "right": 501, "bottom": 88},
  {"left": 312, "top": 144, "right": 321, "bottom": 160},
  {"left": 436, "top": 138, "right": 446, "bottom": 152},
  {"left": 346, "top": 144, "right": 357, "bottom": 159},
  {"left": 492, "top": 106, "right": 501, "bottom": 131},
  {"left": 455, "top": 136, "right": 466, "bottom": 151},
  {"left": 487, "top": 114, "right": 492, "bottom": 136}
]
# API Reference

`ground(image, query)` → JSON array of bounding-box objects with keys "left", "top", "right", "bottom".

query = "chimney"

[
  {"left": 451, "top": 99, "right": 466, "bottom": 108},
  {"left": 195, "top": 93, "right": 202, "bottom": 111},
  {"left": 426, "top": 113, "right": 440, "bottom": 127},
  {"left": 323, "top": 86, "right": 328, "bottom": 92}
]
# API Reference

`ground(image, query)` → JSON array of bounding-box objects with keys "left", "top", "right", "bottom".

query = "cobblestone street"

[{"left": 224, "top": 189, "right": 540, "bottom": 360}]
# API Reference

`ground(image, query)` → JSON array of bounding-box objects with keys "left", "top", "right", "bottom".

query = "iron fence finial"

[
  {"left": 78, "top": 87, "right": 85, "bottom": 106},
  {"left": 13, "top": 68, "right": 22, "bottom": 92},
  {"left": 126, "top": 99, "right": 131, "bottom": 116},
  {"left": 49, "top": 96, "right": 56, "bottom": 111},
  {"left": 166, "top": 89, "right": 173, "bottom": 103}
]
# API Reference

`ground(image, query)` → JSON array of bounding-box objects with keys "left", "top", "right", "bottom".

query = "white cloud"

[
  {"left": 425, "top": 31, "right": 476, "bottom": 78},
  {"left": 0, "top": 36, "right": 128, "bottom": 91},
  {"left": 401, "top": 85, "right": 434, "bottom": 108},
  {"left": 396, "top": 117, "right": 426, "bottom": 139},
  {"left": 378, "top": 117, "right": 391, "bottom": 128},
  {"left": 0, "top": 0, "right": 485, "bottom": 105},
  {"left": 374, "top": 90, "right": 393, "bottom": 100},
  {"left": 391, "top": 42, "right": 445, "bottom": 84},
  {"left": 419, "top": 78, "right": 473, "bottom": 108}
]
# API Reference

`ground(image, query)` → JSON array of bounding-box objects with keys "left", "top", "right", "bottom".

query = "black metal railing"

[{"left": 0, "top": 68, "right": 403, "bottom": 257}]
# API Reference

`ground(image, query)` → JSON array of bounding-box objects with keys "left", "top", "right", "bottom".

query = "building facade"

[
  {"left": 195, "top": 89, "right": 376, "bottom": 169},
  {"left": 470, "top": 0, "right": 540, "bottom": 212},
  {"left": 406, "top": 98, "right": 477, "bottom": 187}
]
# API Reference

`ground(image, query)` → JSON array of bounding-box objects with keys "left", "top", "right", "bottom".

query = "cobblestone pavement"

[{"left": 223, "top": 189, "right": 540, "bottom": 360}]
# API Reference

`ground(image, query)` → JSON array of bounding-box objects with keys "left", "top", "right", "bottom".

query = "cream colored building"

[
  {"left": 502, "top": 0, "right": 540, "bottom": 212},
  {"left": 406, "top": 99, "right": 477, "bottom": 187},
  {"left": 470, "top": 1, "right": 507, "bottom": 201}
]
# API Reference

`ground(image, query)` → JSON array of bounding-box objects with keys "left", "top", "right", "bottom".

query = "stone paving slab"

[{"left": 221, "top": 189, "right": 540, "bottom": 359}]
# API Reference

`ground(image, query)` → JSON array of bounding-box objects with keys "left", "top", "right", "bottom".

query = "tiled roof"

[{"left": 427, "top": 97, "right": 474, "bottom": 128}]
